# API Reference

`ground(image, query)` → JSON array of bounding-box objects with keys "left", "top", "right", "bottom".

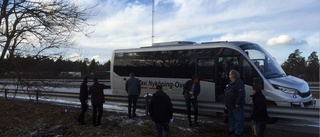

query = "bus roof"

[{"left": 113, "top": 41, "right": 256, "bottom": 53}]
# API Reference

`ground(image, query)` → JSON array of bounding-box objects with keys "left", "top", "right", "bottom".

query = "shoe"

[
  {"left": 189, "top": 123, "right": 193, "bottom": 127},
  {"left": 133, "top": 113, "right": 137, "bottom": 117},
  {"left": 227, "top": 131, "right": 234, "bottom": 135},
  {"left": 223, "top": 118, "right": 228, "bottom": 123},
  {"left": 78, "top": 121, "right": 86, "bottom": 125},
  {"left": 128, "top": 115, "right": 132, "bottom": 118},
  {"left": 96, "top": 125, "right": 104, "bottom": 128}
]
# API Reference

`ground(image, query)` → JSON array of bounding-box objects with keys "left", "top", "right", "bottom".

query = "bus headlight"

[{"left": 274, "top": 85, "right": 298, "bottom": 94}]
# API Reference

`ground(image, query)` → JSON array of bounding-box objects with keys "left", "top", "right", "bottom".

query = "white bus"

[{"left": 110, "top": 41, "right": 313, "bottom": 108}]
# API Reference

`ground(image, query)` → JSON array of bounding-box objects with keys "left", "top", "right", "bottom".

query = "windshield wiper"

[{"left": 265, "top": 73, "right": 283, "bottom": 78}]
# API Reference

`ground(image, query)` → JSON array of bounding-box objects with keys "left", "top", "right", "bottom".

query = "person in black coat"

[
  {"left": 149, "top": 85, "right": 173, "bottom": 137},
  {"left": 251, "top": 83, "right": 268, "bottom": 137},
  {"left": 182, "top": 74, "right": 200, "bottom": 127},
  {"left": 89, "top": 77, "right": 108, "bottom": 127},
  {"left": 78, "top": 76, "right": 88, "bottom": 125}
]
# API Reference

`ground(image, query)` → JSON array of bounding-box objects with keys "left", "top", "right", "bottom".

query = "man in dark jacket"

[
  {"left": 125, "top": 72, "right": 141, "bottom": 118},
  {"left": 89, "top": 77, "right": 108, "bottom": 127},
  {"left": 149, "top": 85, "right": 173, "bottom": 137},
  {"left": 182, "top": 74, "right": 200, "bottom": 127},
  {"left": 225, "top": 70, "right": 245, "bottom": 136},
  {"left": 251, "top": 83, "right": 268, "bottom": 137},
  {"left": 78, "top": 76, "right": 88, "bottom": 125}
]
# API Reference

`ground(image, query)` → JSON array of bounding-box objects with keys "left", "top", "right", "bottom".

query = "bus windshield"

[{"left": 240, "top": 44, "right": 286, "bottom": 79}]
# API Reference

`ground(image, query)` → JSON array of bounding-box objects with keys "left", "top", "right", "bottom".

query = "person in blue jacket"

[
  {"left": 225, "top": 70, "right": 245, "bottom": 136},
  {"left": 125, "top": 72, "right": 141, "bottom": 118}
]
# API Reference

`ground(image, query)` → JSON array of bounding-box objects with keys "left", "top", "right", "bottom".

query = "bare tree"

[
  {"left": 0, "top": 0, "right": 94, "bottom": 62},
  {"left": 0, "top": 0, "right": 95, "bottom": 100}
]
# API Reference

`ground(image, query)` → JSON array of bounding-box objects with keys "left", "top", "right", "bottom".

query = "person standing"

[
  {"left": 125, "top": 72, "right": 141, "bottom": 118},
  {"left": 149, "top": 85, "right": 173, "bottom": 137},
  {"left": 251, "top": 82, "right": 268, "bottom": 137},
  {"left": 89, "top": 77, "right": 108, "bottom": 127},
  {"left": 182, "top": 74, "right": 200, "bottom": 127},
  {"left": 78, "top": 76, "right": 88, "bottom": 125},
  {"left": 225, "top": 70, "right": 245, "bottom": 136}
]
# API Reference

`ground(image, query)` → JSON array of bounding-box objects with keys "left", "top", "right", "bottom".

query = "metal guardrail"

[
  {"left": 1, "top": 88, "right": 319, "bottom": 121},
  {"left": 309, "top": 82, "right": 319, "bottom": 91}
]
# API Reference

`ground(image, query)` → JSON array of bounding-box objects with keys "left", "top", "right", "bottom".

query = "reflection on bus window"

[
  {"left": 240, "top": 44, "right": 286, "bottom": 79},
  {"left": 197, "top": 58, "right": 215, "bottom": 82}
]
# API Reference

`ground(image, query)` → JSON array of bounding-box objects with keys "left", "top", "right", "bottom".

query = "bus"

[{"left": 110, "top": 41, "right": 313, "bottom": 108}]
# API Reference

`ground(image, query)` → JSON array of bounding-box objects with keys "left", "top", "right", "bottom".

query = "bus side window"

[{"left": 196, "top": 58, "right": 215, "bottom": 82}]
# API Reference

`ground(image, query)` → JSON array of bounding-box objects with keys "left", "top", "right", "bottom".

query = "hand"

[
  {"left": 235, "top": 104, "right": 240, "bottom": 108},
  {"left": 189, "top": 91, "right": 193, "bottom": 95}
]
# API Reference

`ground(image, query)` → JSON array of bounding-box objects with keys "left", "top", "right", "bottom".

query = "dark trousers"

[
  {"left": 78, "top": 101, "right": 88, "bottom": 123},
  {"left": 254, "top": 121, "right": 267, "bottom": 137},
  {"left": 185, "top": 98, "right": 198, "bottom": 125},
  {"left": 92, "top": 104, "right": 103, "bottom": 126},
  {"left": 128, "top": 95, "right": 138, "bottom": 117},
  {"left": 155, "top": 122, "right": 172, "bottom": 137}
]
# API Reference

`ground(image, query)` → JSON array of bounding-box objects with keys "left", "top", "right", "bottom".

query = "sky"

[{"left": 66, "top": 0, "right": 320, "bottom": 64}]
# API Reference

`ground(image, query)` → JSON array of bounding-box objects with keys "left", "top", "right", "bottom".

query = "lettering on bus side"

[{"left": 140, "top": 80, "right": 184, "bottom": 89}]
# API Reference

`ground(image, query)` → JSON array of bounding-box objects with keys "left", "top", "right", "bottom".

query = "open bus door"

[{"left": 216, "top": 56, "right": 240, "bottom": 102}]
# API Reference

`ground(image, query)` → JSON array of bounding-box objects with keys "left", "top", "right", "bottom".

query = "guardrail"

[
  {"left": 1, "top": 88, "right": 319, "bottom": 121},
  {"left": 309, "top": 82, "right": 319, "bottom": 91}
]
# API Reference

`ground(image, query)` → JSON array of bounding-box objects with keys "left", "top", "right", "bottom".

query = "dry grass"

[{"left": 0, "top": 98, "right": 318, "bottom": 137}]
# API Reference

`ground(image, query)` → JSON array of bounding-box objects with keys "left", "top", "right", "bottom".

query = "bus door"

[
  {"left": 216, "top": 56, "right": 240, "bottom": 102},
  {"left": 196, "top": 58, "right": 216, "bottom": 102}
]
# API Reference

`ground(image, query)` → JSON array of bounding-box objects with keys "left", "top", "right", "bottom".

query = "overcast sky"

[{"left": 67, "top": 0, "right": 320, "bottom": 64}]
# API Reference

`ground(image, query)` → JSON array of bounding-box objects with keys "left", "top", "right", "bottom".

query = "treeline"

[
  {"left": 0, "top": 56, "right": 110, "bottom": 79},
  {"left": 281, "top": 49, "right": 319, "bottom": 82}
]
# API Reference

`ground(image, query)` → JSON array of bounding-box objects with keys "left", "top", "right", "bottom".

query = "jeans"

[
  {"left": 128, "top": 95, "right": 138, "bottom": 117},
  {"left": 255, "top": 121, "right": 267, "bottom": 137},
  {"left": 227, "top": 107, "right": 244, "bottom": 135},
  {"left": 155, "top": 122, "right": 172, "bottom": 137},
  {"left": 92, "top": 104, "right": 103, "bottom": 126},
  {"left": 78, "top": 101, "right": 88, "bottom": 123}
]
